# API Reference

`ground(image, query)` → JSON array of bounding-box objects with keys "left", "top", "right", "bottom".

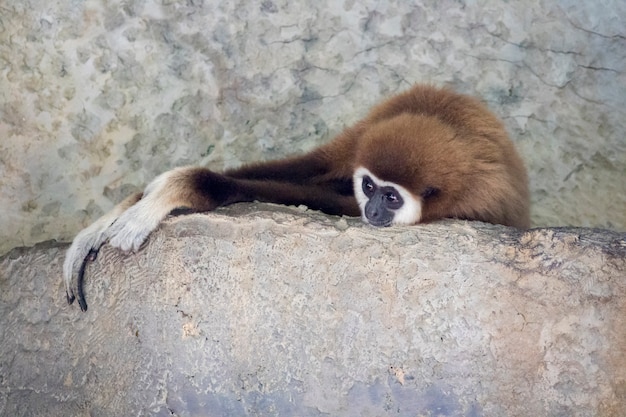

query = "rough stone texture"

[
  {"left": 1, "top": 205, "right": 625, "bottom": 416},
  {"left": 1, "top": 0, "right": 625, "bottom": 255}
]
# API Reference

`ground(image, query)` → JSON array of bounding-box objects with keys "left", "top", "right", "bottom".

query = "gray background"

[{"left": 1, "top": 0, "right": 625, "bottom": 254}]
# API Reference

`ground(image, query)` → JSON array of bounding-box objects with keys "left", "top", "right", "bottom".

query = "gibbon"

[{"left": 64, "top": 84, "right": 530, "bottom": 310}]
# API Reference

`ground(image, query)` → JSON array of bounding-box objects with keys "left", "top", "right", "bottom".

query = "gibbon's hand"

[
  {"left": 64, "top": 167, "right": 231, "bottom": 311},
  {"left": 63, "top": 192, "right": 142, "bottom": 311}
]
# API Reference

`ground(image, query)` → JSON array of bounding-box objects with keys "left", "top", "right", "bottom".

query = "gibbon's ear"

[{"left": 353, "top": 167, "right": 422, "bottom": 227}]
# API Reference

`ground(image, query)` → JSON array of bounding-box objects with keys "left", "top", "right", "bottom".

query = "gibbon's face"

[
  {"left": 353, "top": 167, "right": 422, "bottom": 227},
  {"left": 352, "top": 113, "right": 458, "bottom": 227}
]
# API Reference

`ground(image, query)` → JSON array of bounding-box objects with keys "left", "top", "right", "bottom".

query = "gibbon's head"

[
  {"left": 353, "top": 166, "right": 425, "bottom": 227},
  {"left": 353, "top": 111, "right": 512, "bottom": 227},
  {"left": 352, "top": 113, "right": 459, "bottom": 227}
]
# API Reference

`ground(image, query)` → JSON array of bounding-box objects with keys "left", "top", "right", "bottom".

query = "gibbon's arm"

[{"left": 64, "top": 157, "right": 360, "bottom": 311}]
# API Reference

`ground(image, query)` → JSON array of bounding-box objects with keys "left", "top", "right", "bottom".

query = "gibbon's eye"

[
  {"left": 384, "top": 190, "right": 403, "bottom": 209},
  {"left": 421, "top": 186, "right": 440, "bottom": 200},
  {"left": 362, "top": 175, "right": 376, "bottom": 197},
  {"left": 385, "top": 192, "right": 398, "bottom": 203}
]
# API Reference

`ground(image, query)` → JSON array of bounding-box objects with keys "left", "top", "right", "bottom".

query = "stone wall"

[
  {"left": 1, "top": 205, "right": 625, "bottom": 416},
  {"left": 1, "top": 0, "right": 626, "bottom": 255}
]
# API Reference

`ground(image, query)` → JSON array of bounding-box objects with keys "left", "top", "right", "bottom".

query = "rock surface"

[
  {"left": 1, "top": 0, "right": 626, "bottom": 255},
  {"left": 1, "top": 205, "right": 625, "bottom": 416}
]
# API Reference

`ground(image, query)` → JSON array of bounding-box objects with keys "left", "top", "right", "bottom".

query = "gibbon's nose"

[
  {"left": 364, "top": 195, "right": 392, "bottom": 226},
  {"left": 365, "top": 201, "right": 382, "bottom": 221}
]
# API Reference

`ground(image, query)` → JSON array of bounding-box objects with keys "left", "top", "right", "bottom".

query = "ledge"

[{"left": 1, "top": 204, "right": 625, "bottom": 416}]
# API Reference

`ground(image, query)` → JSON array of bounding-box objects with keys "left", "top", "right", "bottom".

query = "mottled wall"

[{"left": 1, "top": 0, "right": 625, "bottom": 254}]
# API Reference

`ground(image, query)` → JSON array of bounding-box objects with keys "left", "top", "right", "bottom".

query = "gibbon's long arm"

[
  {"left": 187, "top": 165, "right": 360, "bottom": 217},
  {"left": 64, "top": 84, "right": 530, "bottom": 311},
  {"left": 64, "top": 157, "right": 359, "bottom": 310}
]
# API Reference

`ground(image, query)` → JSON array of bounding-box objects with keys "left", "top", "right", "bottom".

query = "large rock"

[{"left": 1, "top": 205, "right": 625, "bottom": 416}]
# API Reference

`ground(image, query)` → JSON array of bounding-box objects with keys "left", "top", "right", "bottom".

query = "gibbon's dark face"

[{"left": 353, "top": 167, "right": 422, "bottom": 227}]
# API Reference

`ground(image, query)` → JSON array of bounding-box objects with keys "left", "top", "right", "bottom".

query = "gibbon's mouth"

[{"left": 366, "top": 218, "right": 393, "bottom": 227}]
